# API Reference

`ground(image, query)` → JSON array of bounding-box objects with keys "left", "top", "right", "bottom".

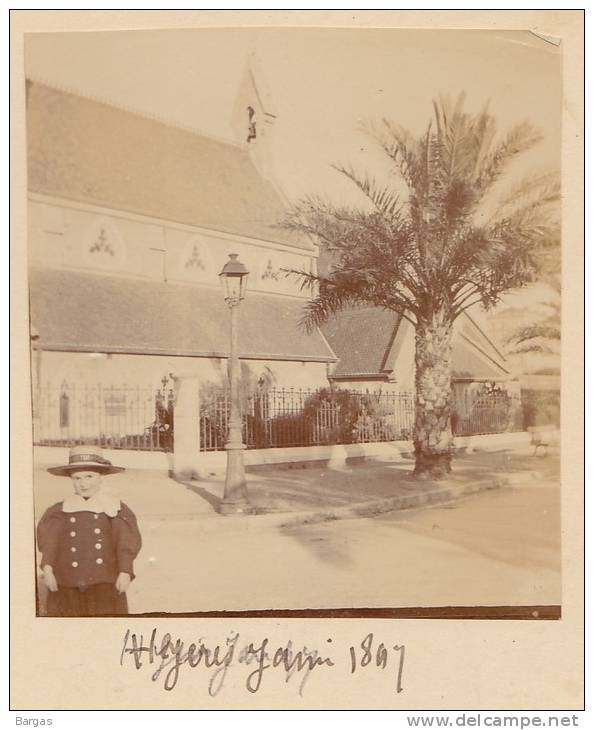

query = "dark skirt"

[{"left": 45, "top": 583, "right": 129, "bottom": 617}]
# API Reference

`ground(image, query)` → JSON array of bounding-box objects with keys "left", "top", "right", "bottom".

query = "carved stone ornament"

[
  {"left": 184, "top": 244, "right": 206, "bottom": 271},
  {"left": 261, "top": 258, "right": 279, "bottom": 281},
  {"left": 82, "top": 218, "right": 125, "bottom": 268},
  {"left": 89, "top": 227, "right": 115, "bottom": 257}
]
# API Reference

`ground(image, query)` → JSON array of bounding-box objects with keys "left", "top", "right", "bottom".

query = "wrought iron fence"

[
  {"left": 452, "top": 388, "right": 521, "bottom": 437},
  {"left": 34, "top": 381, "right": 521, "bottom": 453},
  {"left": 34, "top": 383, "right": 174, "bottom": 451},
  {"left": 199, "top": 387, "right": 415, "bottom": 452}
]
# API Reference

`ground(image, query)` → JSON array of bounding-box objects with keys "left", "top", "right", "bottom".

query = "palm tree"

[
  {"left": 282, "top": 94, "right": 560, "bottom": 478},
  {"left": 507, "top": 275, "right": 561, "bottom": 357}
]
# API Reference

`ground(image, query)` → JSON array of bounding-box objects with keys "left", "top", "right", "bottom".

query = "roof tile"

[
  {"left": 324, "top": 305, "right": 508, "bottom": 380},
  {"left": 27, "top": 82, "right": 307, "bottom": 249},
  {"left": 29, "top": 268, "right": 335, "bottom": 362},
  {"left": 322, "top": 306, "right": 399, "bottom": 377}
]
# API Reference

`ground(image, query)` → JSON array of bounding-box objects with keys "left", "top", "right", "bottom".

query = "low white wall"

[
  {"left": 34, "top": 446, "right": 173, "bottom": 471},
  {"left": 454, "top": 431, "right": 530, "bottom": 450},
  {"left": 34, "top": 431, "right": 532, "bottom": 473}
]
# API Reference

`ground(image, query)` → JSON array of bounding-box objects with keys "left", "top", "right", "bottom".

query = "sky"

[{"left": 25, "top": 27, "right": 561, "bottom": 205}]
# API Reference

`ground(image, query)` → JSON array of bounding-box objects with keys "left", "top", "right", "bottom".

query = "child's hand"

[
  {"left": 115, "top": 572, "right": 131, "bottom": 593},
  {"left": 42, "top": 565, "right": 58, "bottom": 592}
]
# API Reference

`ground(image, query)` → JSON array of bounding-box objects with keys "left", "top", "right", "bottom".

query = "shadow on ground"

[
  {"left": 175, "top": 447, "right": 560, "bottom": 518},
  {"left": 280, "top": 521, "right": 355, "bottom": 568},
  {"left": 271, "top": 449, "right": 560, "bottom": 569},
  {"left": 173, "top": 476, "right": 222, "bottom": 512}
]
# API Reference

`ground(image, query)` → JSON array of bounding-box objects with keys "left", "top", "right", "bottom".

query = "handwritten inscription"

[
  {"left": 120, "top": 629, "right": 405, "bottom": 697},
  {"left": 349, "top": 632, "right": 405, "bottom": 693}
]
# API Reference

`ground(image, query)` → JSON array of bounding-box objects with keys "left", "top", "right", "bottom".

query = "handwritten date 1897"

[
  {"left": 349, "top": 632, "right": 405, "bottom": 693},
  {"left": 120, "top": 628, "right": 405, "bottom": 697}
]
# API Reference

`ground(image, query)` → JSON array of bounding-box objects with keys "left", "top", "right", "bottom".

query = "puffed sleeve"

[
  {"left": 36, "top": 502, "right": 65, "bottom": 570},
  {"left": 112, "top": 502, "right": 142, "bottom": 578}
]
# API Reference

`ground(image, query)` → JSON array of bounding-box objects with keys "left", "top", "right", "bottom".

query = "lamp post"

[{"left": 218, "top": 254, "right": 251, "bottom": 514}]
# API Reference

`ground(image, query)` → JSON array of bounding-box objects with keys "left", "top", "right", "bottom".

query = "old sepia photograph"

[{"left": 24, "top": 25, "right": 564, "bottom": 619}]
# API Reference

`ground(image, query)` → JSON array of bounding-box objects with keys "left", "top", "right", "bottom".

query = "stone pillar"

[{"left": 171, "top": 374, "right": 200, "bottom": 480}]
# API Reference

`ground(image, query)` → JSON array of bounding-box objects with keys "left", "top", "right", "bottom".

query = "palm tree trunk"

[{"left": 413, "top": 308, "right": 454, "bottom": 478}]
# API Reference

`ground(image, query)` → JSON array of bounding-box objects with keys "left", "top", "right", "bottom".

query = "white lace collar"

[{"left": 62, "top": 492, "right": 121, "bottom": 517}]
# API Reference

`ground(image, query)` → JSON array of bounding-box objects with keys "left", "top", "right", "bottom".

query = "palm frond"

[
  {"left": 509, "top": 341, "right": 560, "bottom": 355},
  {"left": 487, "top": 176, "right": 560, "bottom": 239},
  {"left": 365, "top": 119, "right": 420, "bottom": 191},
  {"left": 282, "top": 92, "right": 559, "bottom": 330},
  {"left": 476, "top": 121, "right": 543, "bottom": 196},
  {"left": 433, "top": 93, "right": 473, "bottom": 182},
  {"left": 297, "top": 275, "right": 379, "bottom": 333},
  {"left": 507, "top": 319, "right": 561, "bottom": 354},
  {"left": 332, "top": 165, "right": 403, "bottom": 219},
  {"left": 469, "top": 102, "right": 497, "bottom": 180},
  {"left": 280, "top": 267, "right": 321, "bottom": 294}
]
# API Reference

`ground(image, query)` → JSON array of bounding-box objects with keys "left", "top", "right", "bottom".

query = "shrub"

[
  {"left": 301, "top": 387, "right": 381, "bottom": 444},
  {"left": 521, "top": 389, "right": 560, "bottom": 428}
]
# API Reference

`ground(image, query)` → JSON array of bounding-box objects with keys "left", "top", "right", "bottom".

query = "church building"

[
  {"left": 26, "top": 72, "right": 337, "bottom": 442},
  {"left": 26, "top": 70, "right": 516, "bottom": 447}
]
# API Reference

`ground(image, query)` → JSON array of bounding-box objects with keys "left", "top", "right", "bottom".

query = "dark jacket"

[{"left": 37, "top": 501, "right": 142, "bottom": 588}]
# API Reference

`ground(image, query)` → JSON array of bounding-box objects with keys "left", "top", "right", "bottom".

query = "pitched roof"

[
  {"left": 29, "top": 268, "right": 335, "bottom": 362},
  {"left": 323, "top": 305, "right": 509, "bottom": 380},
  {"left": 321, "top": 306, "right": 400, "bottom": 378},
  {"left": 451, "top": 335, "right": 509, "bottom": 380},
  {"left": 26, "top": 82, "right": 307, "bottom": 249}
]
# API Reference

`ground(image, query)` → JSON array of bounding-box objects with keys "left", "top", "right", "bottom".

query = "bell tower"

[{"left": 231, "top": 61, "right": 278, "bottom": 182}]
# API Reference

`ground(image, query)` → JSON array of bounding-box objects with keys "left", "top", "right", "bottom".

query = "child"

[{"left": 37, "top": 445, "right": 142, "bottom": 617}]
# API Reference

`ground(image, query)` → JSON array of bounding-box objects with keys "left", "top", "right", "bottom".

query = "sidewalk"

[
  {"left": 33, "top": 444, "right": 559, "bottom": 528},
  {"left": 34, "top": 445, "right": 561, "bottom": 614}
]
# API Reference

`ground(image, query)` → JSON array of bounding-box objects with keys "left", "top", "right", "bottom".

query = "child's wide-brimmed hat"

[{"left": 47, "top": 445, "right": 125, "bottom": 476}]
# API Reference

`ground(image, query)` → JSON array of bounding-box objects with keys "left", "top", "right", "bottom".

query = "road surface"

[{"left": 126, "top": 480, "right": 560, "bottom": 613}]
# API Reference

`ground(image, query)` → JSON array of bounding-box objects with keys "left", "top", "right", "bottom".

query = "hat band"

[{"left": 69, "top": 453, "right": 112, "bottom": 466}]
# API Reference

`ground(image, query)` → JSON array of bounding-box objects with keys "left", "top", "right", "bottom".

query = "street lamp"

[{"left": 218, "top": 254, "right": 251, "bottom": 514}]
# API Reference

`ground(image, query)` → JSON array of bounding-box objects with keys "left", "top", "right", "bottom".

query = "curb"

[
  {"left": 268, "top": 476, "right": 504, "bottom": 529},
  {"left": 136, "top": 475, "right": 505, "bottom": 528},
  {"left": 133, "top": 466, "right": 552, "bottom": 526}
]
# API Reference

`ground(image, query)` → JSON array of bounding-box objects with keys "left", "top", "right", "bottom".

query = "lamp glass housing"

[{"left": 219, "top": 254, "right": 249, "bottom": 301}]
